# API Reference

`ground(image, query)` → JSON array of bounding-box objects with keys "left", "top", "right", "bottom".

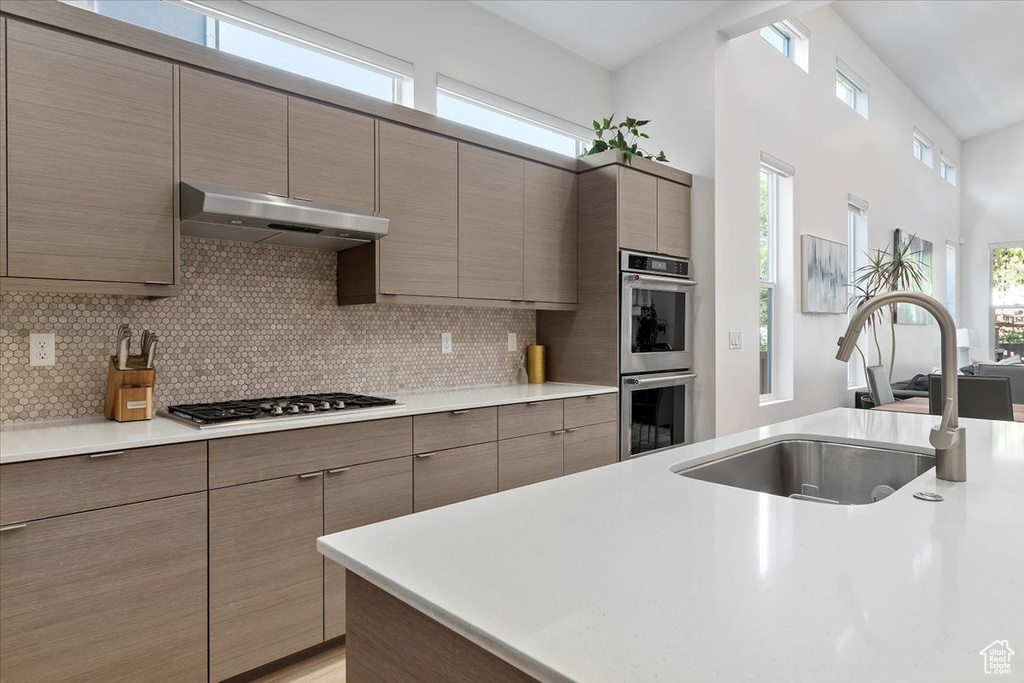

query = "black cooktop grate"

[{"left": 168, "top": 392, "right": 398, "bottom": 425}]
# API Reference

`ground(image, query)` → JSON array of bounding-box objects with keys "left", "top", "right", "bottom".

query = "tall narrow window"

[
  {"left": 835, "top": 60, "right": 869, "bottom": 118},
  {"left": 759, "top": 167, "right": 779, "bottom": 398},
  {"left": 991, "top": 245, "right": 1024, "bottom": 360},
  {"left": 913, "top": 129, "right": 934, "bottom": 168},
  {"left": 946, "top": 241, "right": 958, "bottom": 322},
  {"left": 940, "top": 154, "right": 957, "bottom": 186},
  {"left": 847, "top": 197, "right": 869, "bottom": 387}
]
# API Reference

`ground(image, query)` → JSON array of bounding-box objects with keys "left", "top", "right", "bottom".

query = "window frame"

[
  {"left": 989, "top": 242, "right": 1024, "bottom": 359},
  {"left": 835, "top": 59, "right": 869, "bottom": 118},
  {"left": 847, "top": 198, "right": 869, "bottom": 388},
  {"left": 940, "top": 153, "right": 957, "bottom": 186},
  {"left": 435, "top": 75, "right": 591, "bottom": 157},
  {"left": 912, "top": 129, "right": 934, "bottom": 168},
  {"left": 759, "top": 18, "right": 810, "bottom": 72},
  {"left": 759, "top": 166, "right": 780, "bottom": 400},
  {"left": 64, "top": 0, "right": 414, "bottom": 105}
]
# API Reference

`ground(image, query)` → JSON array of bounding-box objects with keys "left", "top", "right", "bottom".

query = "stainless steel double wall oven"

[{"left": 619, "top": 251, "right": 697, "bottom": 459}]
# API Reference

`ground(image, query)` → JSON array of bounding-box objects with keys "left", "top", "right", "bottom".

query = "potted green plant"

[
  {"left": 581, "top": 114, "right": 668, "bottom": 164},
  {"left": 849, "top": 234, "right": 929, "bottom": 384}
]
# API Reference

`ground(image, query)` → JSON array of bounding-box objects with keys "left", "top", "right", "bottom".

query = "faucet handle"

[{"left": 930, "top": 397, "right": 962, "bottom": 450}]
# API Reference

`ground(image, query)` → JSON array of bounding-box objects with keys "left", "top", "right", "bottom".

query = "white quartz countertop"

[
  {"left": 0, "top": 382, "right": 616, "bottom": 464},
  {"left": 318, "top": 408, "right": 1024, "bottom": 683}
]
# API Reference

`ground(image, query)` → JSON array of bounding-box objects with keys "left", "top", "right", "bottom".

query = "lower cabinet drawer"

[
  {"left": 324, "top": 457, "right": 413, "bottom": 640},
  {"left": 0, "top": 441, "right": 207, "bottom": 525},
  {"left": 413, "top": 407, "right": 497, "bottom": 453},
  {"left": 563, "top": 393, "right": 617, "bottom": 429},
  {"left": 413, "top": 442, "right": 497, "bottom": 512},
  {"left": 498, "top": 431, "right": 563, "bottom": 491},
  {"left": 498, "top": 400, "right": 563, "bottom": 439},
  {"left": 210, "top": 475, "right": 324, "bottom": 681},
  {"left": 0, "top": 493, "right": 208, "bottom": 683},
  {"left": 563, "top": 421, "right": 619, "bottom": 475}
]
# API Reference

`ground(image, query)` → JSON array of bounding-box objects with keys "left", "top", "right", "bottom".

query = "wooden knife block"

[{"left": 104, "top": 357, "right": 156, "bottom": 422}]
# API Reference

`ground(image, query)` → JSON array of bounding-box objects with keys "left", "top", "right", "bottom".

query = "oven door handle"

[
  {"left": 625, "top": 373, "right": 697, "bottom": 386},
  {"left": 627, "top": 273, "right": 698, "bottom": 287}
]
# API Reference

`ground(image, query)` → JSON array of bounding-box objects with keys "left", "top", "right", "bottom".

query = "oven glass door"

[
  {"left": 621, "top": 274, "right": 694, "bottom": 374},
  {"left": 620, "top": 372, "right": 696, "bottom": 459}
]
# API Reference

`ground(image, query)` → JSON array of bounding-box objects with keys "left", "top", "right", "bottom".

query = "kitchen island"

[{"left": 319, "top": 408, "right": 1024, "bottom": 682}]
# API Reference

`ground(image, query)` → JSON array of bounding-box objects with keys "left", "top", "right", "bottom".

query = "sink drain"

[{"left": 913, "top": 491, "right": 944, "bottom": 502}]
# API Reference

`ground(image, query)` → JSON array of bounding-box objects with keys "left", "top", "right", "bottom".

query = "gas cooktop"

[{"left": 163, "top": 392, "right": 403, "bottom": 428}]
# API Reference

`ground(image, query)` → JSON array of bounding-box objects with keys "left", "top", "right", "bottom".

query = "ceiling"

[
  {"left": 471, "top": 0, "right": 730, "bottom": 70},
  {"left": 833, "top": 0, "right": 1024, "bottom": 141}
]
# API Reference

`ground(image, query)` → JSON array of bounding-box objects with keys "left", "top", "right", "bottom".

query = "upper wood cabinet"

[
  {"left": 288, "top": 98, "right": 375, "bottom": 209},
  {"left": 525, "top": 163, "right": 577, "bottom": 304},
  {"left": 378, "top": 122, "right": 459, "bottom": 297},
  {"left": 4, "top": 22, "right": 175, "bottom": 286},
  {"left": 209, "top": 474, "right": 324, "bottom": 681},
  {"left": 180, "top": 68, "right": 288, "bottom": 196},
  {"left": 0, "top": 494, "right": 208, "bottom": 683},
  {"left": 657, "top": 179, "right": 692, "bottom": 258},
  {"left": 323, "top": 456, "right": 413, "bottom": 640},
  {"left": 617, "top": 167, "right": 691, "bottom": 259},
  {"left": 458, "top": 144, "right": 525, "bottom": 300},
  {"left": 617, "top": 167, "right": 658, "bottom": 253}
]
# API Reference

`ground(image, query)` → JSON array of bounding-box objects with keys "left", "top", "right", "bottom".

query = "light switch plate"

[
  {"left": 507, "top": 332, "right": 517, "bottom": 352},
  {"left": 29, "top": 333, "right": 56, "bottom": 366},
  {"left": 728, "top": 331, "right": 742, "bottom": 350},
  {"left": 441, "top": 332, "right": 453, "bottom": 355}
]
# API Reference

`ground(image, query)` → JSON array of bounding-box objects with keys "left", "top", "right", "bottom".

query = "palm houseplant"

[{"left": 848, "top": 234, "right": 929, "bottom": 386}]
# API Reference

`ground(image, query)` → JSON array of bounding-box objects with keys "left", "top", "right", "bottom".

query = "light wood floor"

[{"left": 251, "top": 644, "right": 346, "bottom": 683}]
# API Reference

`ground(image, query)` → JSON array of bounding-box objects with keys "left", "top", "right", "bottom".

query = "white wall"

[
  {"left": 612, "top": 14, "right": 722, "bottom": 443},
  {"left": 235, "top": 0, "right": 612, "bottom": 126},
  {"left": 961, "top": 121, "right": 1024, "bottom": 360},
  {"left": 714, "top": 5, "right": 961, "bottom": 435}
]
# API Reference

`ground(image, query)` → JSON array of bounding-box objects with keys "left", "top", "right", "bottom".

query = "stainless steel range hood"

[{"left": 179, "top": 182, "right": 388, "bottom": 251}]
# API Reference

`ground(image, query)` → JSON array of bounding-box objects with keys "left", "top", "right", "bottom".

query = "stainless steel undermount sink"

[{"left": 677, "top": 439, "right": 935, "bottom": 505}]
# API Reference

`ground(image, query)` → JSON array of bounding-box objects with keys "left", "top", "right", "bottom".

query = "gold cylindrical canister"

[{"left": 526, "top": 345, "right": 546, "bottom": 384}]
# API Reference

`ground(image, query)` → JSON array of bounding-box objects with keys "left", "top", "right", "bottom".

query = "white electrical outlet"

[
  {"left": 728, "top": 331, "right": 742, "bottom": 350},
  {"left": 29, "top": 333, "right": 55, "bottom": 367},
  {"left": 507, "top": 332, "right": 517, "bottom": 352},
  {"left": 441, "top": 332, "right": 453, "bottom": 355}
]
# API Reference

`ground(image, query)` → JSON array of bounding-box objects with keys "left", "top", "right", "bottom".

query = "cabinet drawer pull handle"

[
  {"left": 416, "top": 452, "right": 435, "bottom": 458},
  {"left": 89, "top": 450, "right": 125, "bottom": 459},
  {"left": 0, "top": 524, "right": 27, "bottom": 533},
  {"left": 526, "top": 401, "right": 541, "bottom": 406},
  {"left": 326, "top": 467, "right": 350, "bottom": 475},
  {"left": 266, "top": 191, "right": 288, "bottom": 198},
  {"left": 298, "top": 472, "right": 323, "bottom": 479},
  {"left": 586, "top": 395, "right": 598, "bottom": 399},
  {"left": 450, "top": 410, "right": 470, "bottom": 415},
  {"left": 565, "top": 427, "right": 578, "bottom": 433},
  {"left": 144, "top": 281, "right": 172, "bottom": 285},
  {"left": 551, "top": 429, "right": 566, "bottom": 435},
  {"left": 292, "top": 196, "right": 314, "bottom": 202}
]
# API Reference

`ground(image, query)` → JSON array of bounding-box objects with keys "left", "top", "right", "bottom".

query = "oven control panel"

[{"left": 622, "top": 251, "right": 690, "bottom": 278}]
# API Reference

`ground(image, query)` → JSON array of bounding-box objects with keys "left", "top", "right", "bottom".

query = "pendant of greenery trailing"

[
  {"left": 581, "top": 115, "right": 668, "bottom": 164},
  {"left": 849, "top": 234, "right": 928, "bottom": 385}
]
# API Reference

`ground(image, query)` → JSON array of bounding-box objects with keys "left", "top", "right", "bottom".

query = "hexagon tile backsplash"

[{"left": 0, "top": 238, "right": 535, "bottom": 423}]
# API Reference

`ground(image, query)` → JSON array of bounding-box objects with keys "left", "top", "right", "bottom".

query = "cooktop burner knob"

[
  {"left": 319, "top": 401, "right": 332, "bottom": 410},
  {"left": 287, "top": 404, "right": 300, "bottom": 414},
  {"left": 301, "top": 403, "right": 317, "bottom": 413},
  {"left": 271, "top": 405, "right": 284, "bottom": 415},
  {"left": 332, "top": 400, "right": 346, "bottom": 409}
]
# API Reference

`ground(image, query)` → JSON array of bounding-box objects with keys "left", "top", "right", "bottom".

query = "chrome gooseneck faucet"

[{"left": 836, "top": 290, "right": 967, "bottom": 482}]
